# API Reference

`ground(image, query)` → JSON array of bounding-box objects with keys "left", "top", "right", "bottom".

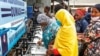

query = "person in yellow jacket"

[{"left": 47, "top": 5, "right": 78, "bottom": 56}]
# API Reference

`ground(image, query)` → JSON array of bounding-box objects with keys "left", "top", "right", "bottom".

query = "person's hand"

[
  {"left": 37, "top": 40, "right": 42, "bottom": 46},
  {"left": 84, "top": 37, "right": 91, "bottom": 43},
  {"left": 46, "top": 45, "right": 53, "bottom": 56},
  {"left": 49, "top": 40, "right": 54, "bottom": 45},
  {"left": 77, "top": 33, "right": 84, "bottom": 41}
]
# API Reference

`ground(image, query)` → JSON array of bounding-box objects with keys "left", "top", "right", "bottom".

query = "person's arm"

[
  {"left": 47, "top": 45, "right": 61, "bottom": 56},
  {"left": 77, "top": 33, "right": 84, "bottom": 41},
  {"left": 83, "top": 27, "right": 91, "bottom": 43}
]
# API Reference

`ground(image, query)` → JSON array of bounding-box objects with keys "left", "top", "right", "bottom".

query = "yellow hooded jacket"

[{"left": 53, "top": 9, "right": 78, "bottom": 56}]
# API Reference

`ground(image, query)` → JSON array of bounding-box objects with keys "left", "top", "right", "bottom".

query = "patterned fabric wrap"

[{"left": 84, "top": 19, "right": 100, "bottom": 56}]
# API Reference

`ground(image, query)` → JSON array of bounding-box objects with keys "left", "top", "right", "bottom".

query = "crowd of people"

[{"left": 32, "top": 3, "right": 100, "bottom": 56}]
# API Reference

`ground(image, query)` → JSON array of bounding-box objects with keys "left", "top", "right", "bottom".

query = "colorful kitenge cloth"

[{"left": 84, "top": 19, "right": 100, "bottom": 56}]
